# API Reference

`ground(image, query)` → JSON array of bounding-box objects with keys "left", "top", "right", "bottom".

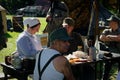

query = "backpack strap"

[
  {"left": 38, "top": 50, "right": 60, "bottom": 80},
  {"left": 38, "top": 49, "right": 43, "bottom": 80}
]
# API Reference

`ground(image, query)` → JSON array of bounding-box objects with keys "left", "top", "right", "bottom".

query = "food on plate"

[
  {"left": 69, "top": 58, "right": 88, "bottom": 64},
  {"left": 65, "top": 51, "right": 89, "bottom": 64},
  {"left": 69, "top": 58, "right": 80, "bottom": 63},
  {"left": 72, "top": 58, "right": 80, "bottom": 62},
  {"left": 73, "top": 51, "right": 87, "bottom": 58}
]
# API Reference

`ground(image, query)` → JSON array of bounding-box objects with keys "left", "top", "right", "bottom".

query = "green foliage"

[
  {"left": 0, "top": 0, "right": 34, "bottom": 14},
  {"left": 0, "top": 32, "right": 19, "bottom": 62},
  {"left": 100, "top": 0, "right": 119, "bottom": 16}
]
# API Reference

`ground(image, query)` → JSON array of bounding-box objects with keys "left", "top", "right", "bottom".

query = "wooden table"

[
  {"left": 0, "top": 63, "right": 33, "bottom": 80},
  {"left": 1, "top": 52, "right": 120, "bottom": 80},
  {"left": 70, "top": 52, "right": 120, "bottom": 80}
]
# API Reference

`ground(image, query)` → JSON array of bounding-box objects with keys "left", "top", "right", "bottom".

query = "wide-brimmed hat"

[
  {"left": 107, "top": 15, "right": 120, "bottom": 23},
  {"left": 23, "top": 18, "right": 40, "bottom": 28},
  {"left": 49, "top": 28, "right": 71, "bottom": 42}
]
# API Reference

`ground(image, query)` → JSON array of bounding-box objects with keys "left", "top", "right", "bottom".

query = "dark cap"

[
  {"left": 107, "top": 15, "right": 120, "bottom": 23},
  {"left": 49, "top": 28, "right": 71, "bottom": 42},
  {"left": 62, "top": 17, "right": 75, "bottom": 26}
]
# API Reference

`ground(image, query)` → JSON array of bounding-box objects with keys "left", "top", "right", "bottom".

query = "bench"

[{"left": 0, "top": 63, "right": 33, "bottom": 80}]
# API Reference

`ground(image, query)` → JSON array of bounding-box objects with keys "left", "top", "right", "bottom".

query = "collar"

[{"left": 24, "top": 30, "right": 34, "bottom": 38}]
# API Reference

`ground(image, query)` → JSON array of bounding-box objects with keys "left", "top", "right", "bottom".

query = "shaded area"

[
  {"left": 64, "top": 0, "right": 91, "bottom": 36},
  {"left": 64, "top": 0, "right": 116, "bottom": 36},
  {"left": 0, "top": 12, "right": 7, "bottom": 50},
  {"left": 72, "top": 64, "right": 95, "bottom": 80},
  {"left": 5, "top": 33, "right": 12, "bottom": 38}
]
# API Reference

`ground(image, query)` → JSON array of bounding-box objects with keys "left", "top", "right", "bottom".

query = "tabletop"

[{"left": 66, "top": 51, "right": 120, "bottom": 80}]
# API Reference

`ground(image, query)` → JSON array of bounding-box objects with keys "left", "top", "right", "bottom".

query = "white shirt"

[
  {"left": 117, "top": 71, "right": 120, "bottom": 80},
  {"left": 33, "top": 48, "right": 64, "bottom": 80},
  {"left": 16, "top": 30, "right": 42, "bottom": 59}
]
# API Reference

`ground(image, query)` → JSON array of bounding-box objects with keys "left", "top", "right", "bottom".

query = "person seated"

[
  {"left": 11, "top": 18, "right": 42, "bottom": 70},
  {"left": 62, "top": 17, "right": 95, "bottom": 80},
  {"left": 33, "top": 28, "right": 75, "bottom": 80},
  {"left": 62, "top": 17, "right": 84, "bottom": 55},
  {"left": 16, "top": 18, "right": 42, "bottom": 59}
]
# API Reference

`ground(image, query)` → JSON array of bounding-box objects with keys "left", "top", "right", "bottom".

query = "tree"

[{"left": 0, "top": 0, "right": 34, "bottom": 14}]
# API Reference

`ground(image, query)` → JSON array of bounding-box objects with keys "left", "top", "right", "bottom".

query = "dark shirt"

[
  {"left": 101, "top": 28, "right": 120, "bottom": 53},
  {"left": 64, "top": 32, "right": 84, "bottom": 55},
  {"left": 44, "top": 1, "right": 69, "bottom": 35}
]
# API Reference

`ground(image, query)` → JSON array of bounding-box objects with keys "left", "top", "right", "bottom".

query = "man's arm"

[
  {"left": 100, "top": 34, "right": 120, "bottom": 42},
  {"left": 53, "top": 56, "right": 75, "bottom": 80},
  {"left": 106, "top": 34, "right": 120, "bottom": 42},
  {"left": 62, "top": 57, "right": 75, "bottom": 80},
  {"left": 46, "top": 8, "right": 52, "bottom": 22}
]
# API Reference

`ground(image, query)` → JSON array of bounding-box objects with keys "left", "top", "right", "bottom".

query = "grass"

[
  {"left": 0, "top": 15, "right": 47, "bottom": 59},
  {"left": 0, "top": 32, "right": 19, "bottom": 62},
  {"left": 0, "top": 15, "right": 119, "bottom": 80},
  {"left": 0, "top": 15, "right": 47, "bottom": 76}
]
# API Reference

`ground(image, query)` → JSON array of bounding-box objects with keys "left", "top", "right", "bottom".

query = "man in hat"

[
  {"left": 33, "top": 28, "right": 75, "bottom": 80},
  {"left": 99, "top": 15, "right": 120, "bottom": 80},
  {"left": 100, "top": 15, "right": 120, "bottom": 53},
  {"left": 62, "top": 17, "right": 96, "bottom": 80},
  {"left": 62, "top": 17, "right": 84, "bottom": 54}
]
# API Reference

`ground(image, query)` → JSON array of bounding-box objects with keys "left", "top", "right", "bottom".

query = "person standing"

[
  {"left": 62, "top": 17, "right": 84, "bottom": 54},
  {"left": 99, "top": 15, "right": 120, "bottom": 53},
  {"left": 99, "top": 15, "right": 120, "bottom": 80},
  {"left": 44, "top": 0, "right": 69, "bottom": 35},
  {"left": 33, "top": 28, "right": 75, "bottom": 80}
]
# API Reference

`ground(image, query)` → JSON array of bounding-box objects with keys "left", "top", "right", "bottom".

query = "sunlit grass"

[
  {"left": 0, "top": 15, "right": 119, "bottom": 80},
  {"left": 6, "top": 15, "right": 47, "bottom": 34},
  {"left": 0, "top": 15, "right": 47, "bottom": 62},
  {"left": 0, "top": 32, "right": 19, "bottom": 62},
  {"left": 0, "top": 15, "right": 47, "bottom": 76}
]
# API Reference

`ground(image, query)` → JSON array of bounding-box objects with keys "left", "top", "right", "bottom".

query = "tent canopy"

[{"left": 0, "top": 5, "right": 6, "bottom": 11}]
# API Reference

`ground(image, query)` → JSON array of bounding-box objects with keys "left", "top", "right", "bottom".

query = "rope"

[{"left": 13, "top": 17, "right": 24, "bottom": 31}]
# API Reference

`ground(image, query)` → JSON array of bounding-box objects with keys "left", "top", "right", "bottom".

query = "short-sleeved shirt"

[
  {"left": 64, "top": 32, "right": 84, "bottom": 55},
  {"left": 101, "top": 28, "right": 120, "bottom": 53}
]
